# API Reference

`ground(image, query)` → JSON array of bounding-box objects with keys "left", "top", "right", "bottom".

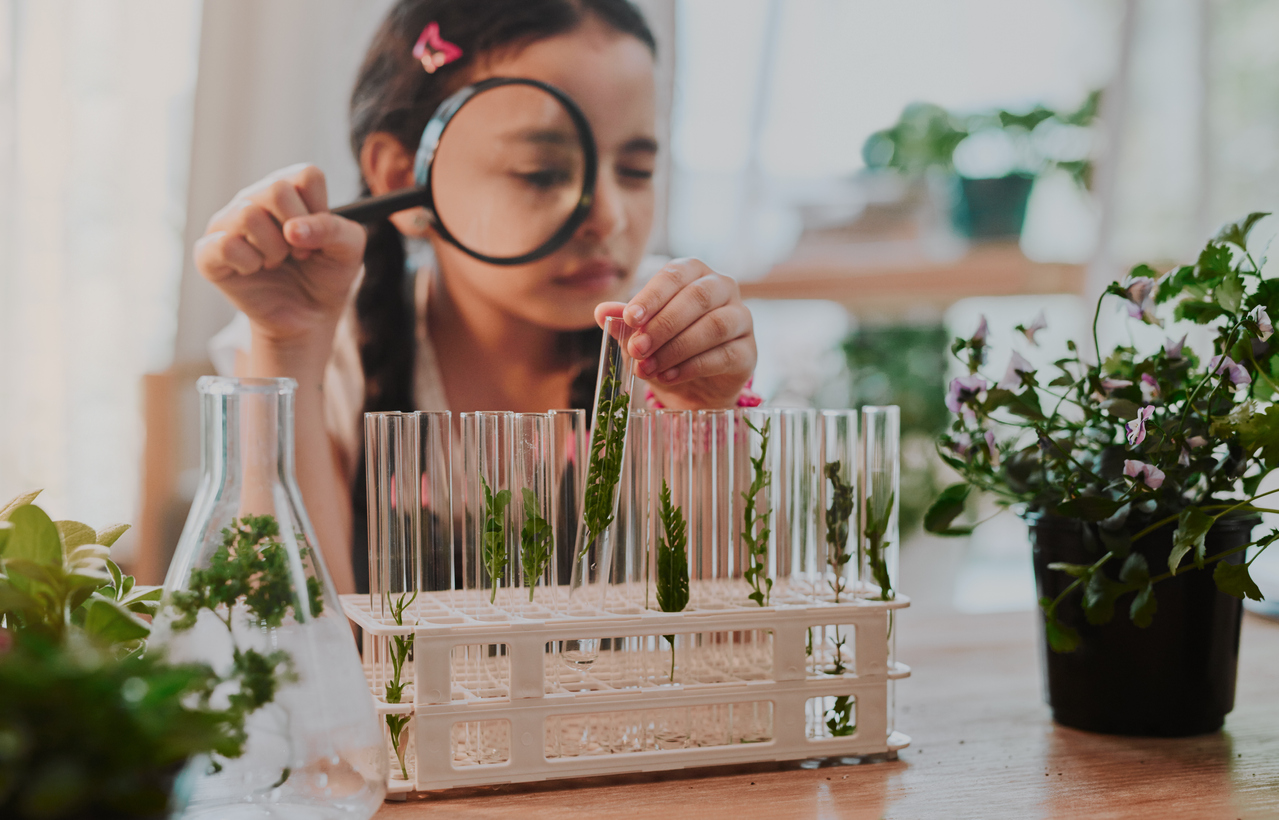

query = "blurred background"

[{"left": 3, "top": 0, "right": 1279, "bottom": 609}]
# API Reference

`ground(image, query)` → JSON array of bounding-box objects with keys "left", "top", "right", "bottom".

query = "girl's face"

[{"left": 415, "top": 19, "right": 657, "bottom": 331}]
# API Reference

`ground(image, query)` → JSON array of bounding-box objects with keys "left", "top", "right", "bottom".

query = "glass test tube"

[
  {"left": 461, "top": 411, "right": 514, "bottom": 614},
  {"left": 365, "top": 411, "right": 420, "bottom": 620},
  {"left": 512, "top": 413, "right": 554, "bottom": 613},
  {"left": 818, "top": 410, "right": 858, "bottom": 603},
  {"left": 607, "top": 408, "right": 651, "bottom": 615},
  {"left": 766, "top": 408, "right": 819, "bottom": 603},
  {"left": 417, "top": 410, "right": 454, "bottom": 594},
  {"left": 652, "top": 410, "right": 694, "bottom": 696},
  {"left": 862, "top": 404, "right": 901, "bottom": 737},
  {"left": 548, "top": 409, "right": 587, "bottom": 603},
  {"left": 691, "top": 409, "right": 740, "bottom": 608}
]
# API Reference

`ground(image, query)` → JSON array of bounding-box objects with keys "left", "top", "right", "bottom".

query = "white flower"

[
  {"left": 1020, "top": 311, "right": 1047, "bottom": 345},
  {"left": 1124, "top": 459, "right": 1165, "bottom": 490},
  {"left": 1249, "top": 306, "right": 1273, "bottom": 342},
  {"left": 997, "top": 352, "right": 1035, "bottom": 390}
]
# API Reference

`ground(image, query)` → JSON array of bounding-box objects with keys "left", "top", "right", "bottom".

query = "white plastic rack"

[{"left": 343, "top": 584, "right": 910, "bottom": 793}]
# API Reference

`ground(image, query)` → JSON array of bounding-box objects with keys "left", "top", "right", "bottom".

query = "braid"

[{"left": 356, "top": 214, "right": 415, "bottom": 414}]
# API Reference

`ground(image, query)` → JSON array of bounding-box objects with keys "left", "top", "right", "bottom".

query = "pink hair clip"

[{"left": 413, "top": 22, "right": 462, "bottom": 73}]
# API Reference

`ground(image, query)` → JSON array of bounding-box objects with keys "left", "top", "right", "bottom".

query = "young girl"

[{"left": 195, "top": 0, "right": 757, "bottom": 594}]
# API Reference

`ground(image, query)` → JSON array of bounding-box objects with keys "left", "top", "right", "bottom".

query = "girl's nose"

[{"left": 577, "top": 172, "right": 627, "bottom": 242}]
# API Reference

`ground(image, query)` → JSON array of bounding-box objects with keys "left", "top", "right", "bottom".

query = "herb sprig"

[
  {"left": 823, "top": 461, "right": 856, "bottom": 601},
  {"left": 383, "top": 590, "right": 416, "bottom": 780},
  {"left": 655, "top": 480, "right": 689, "bottom": 682},
  {"left": 519, "top": 488, "right": 554, "bottom": 601},
  {"left": 742, "top": 416, "right": 773, "bottom": 606},
  {"left": 480, "top": 477, "right": 511, "bottom": 604},
  {"left": 864, "top": 489, "right": 896, "bottom": 601},
  {"left": 580, "top": 363, "right": 630, "bottom": 559}
]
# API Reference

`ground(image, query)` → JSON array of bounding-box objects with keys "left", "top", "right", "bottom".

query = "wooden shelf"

[{"left": 740, "top": 240, "right": 1085, "bottom": 319}]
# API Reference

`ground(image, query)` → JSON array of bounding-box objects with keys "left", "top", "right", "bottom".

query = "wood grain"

[{"left": 375, "top": 611, "right": 1279, "bottom": 819}]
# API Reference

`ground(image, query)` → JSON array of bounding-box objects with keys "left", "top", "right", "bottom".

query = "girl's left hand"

[{"left": 595, "top": 258, "right": 756, "bottom": 409}]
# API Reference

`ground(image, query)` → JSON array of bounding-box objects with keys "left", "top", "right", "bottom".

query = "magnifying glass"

[{"left": 332, "top": 77, "right": 598, "bottom": 266}]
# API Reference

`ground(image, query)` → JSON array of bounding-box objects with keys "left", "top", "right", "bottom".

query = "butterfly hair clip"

[{"left": 413, "top": 22, "right": 463, "bottom": 73}]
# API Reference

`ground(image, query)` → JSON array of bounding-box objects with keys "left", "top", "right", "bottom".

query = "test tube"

[
  {"left": 862, "top": 405, "right": 900, "bottom": 738},
  {"left": 461, "top": 411, "right": 514, "bottom": 615},
  {"left": 365, "top": 411, "right": 420, "bottom": 619},
  {"left": 607, "top": 408, "right": 651, "bottom": 614},
  {"left": 512, "top": 413, "right": 554, "bottom": 614},
  {"left": 690, "top": 409, "right": 741, "bottom": 608},
  {"left": 818, "top": 410, "right": 858, "bottom": 603},
  {"left": 767, "top": 408, "right": 819, "bottom": 603},
  {"left": 547, "top": 409, "right": 587, "bottom": 607},
  {"left": 417, "top": 410, "right": 454, "bottom": 594},
  {"left": 564, "top": 317, "right": 636, "bottom": 664}
]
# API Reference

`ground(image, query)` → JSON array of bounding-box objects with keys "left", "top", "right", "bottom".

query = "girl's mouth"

[{"left": 552, "top": 259, "right": 625, "bottom": 293}]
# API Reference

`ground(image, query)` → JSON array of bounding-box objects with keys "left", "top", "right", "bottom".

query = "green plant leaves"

[
  {"left": 518, "top": 487, "right": 553, "bottom": 599},
  {"left": 95, "top": 523, "right": 130, "bottom": 549},
  {"left": 1214, "top": 212, "right": 1270, "bottom": 248},
  {"left": 81, "top": 597, "right": 150, "bottom": 645},
  {"left": 0, "top": 490, "right": 41, "bottom": 522},
  {"left": 1082, "top": 570, "right": 1126, "bottom": 625},
  {"left": 1043, "top": 613, "right": 1080, "bottom": 653},
  {"left": 1216, "top": 271, "right": 1245, "bottom": 312},
  {"left": 1169, "top": 507, "right": 1213, "bottom": 573},
  {"left": 4, "top": 505, "right": 61, "bottom": 566},
  {"left": 1130, "top": 583, "right": 1158, "bottom": 627},
  {"left": 655, "top": 481, "right": 689, "bottom": 616},
  {"left": 1056, "top": 496, "right": 1122, "bottom": 522},
  {"left": 1118, "top": 553, "right": 1150, "bottom": 586},
  {"left": 923, "top": 483, "right": 972, "bottom": 535},
  {"left": 1213, "top": 561, "right": 1263, "bottom": 601}
]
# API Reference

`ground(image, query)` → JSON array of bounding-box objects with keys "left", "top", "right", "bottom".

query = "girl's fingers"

[
  {"left": 623, "top": 258, "right": 712, "bottom": 328},
  {"left": 593, "top": 301, "right": 627, "bottom": 332},
  {"left": 282, "top": 213, "right": 367, "bottom": 266},
  {"left": 194, "top": 231, "right": 264, "bottom": 281},
  {"left": 639, "top": 305, "right": 753, "bottom": 379},
  {"left": 238, "top": 203, "right": 292, "bottom": 270},
  {"left": 630, "top": 273, "right": 735, "bottom": 364},
  {"left": 655, "top": 336, "right": 757, "bottom": 386}
]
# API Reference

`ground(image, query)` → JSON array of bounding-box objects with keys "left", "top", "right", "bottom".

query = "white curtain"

[{"left": 0, "top": 0, "right": 202, "bottom": 548}]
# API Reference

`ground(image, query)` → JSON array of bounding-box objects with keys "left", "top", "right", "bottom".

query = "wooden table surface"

[{"left": 375, "top": 610, "right": 1279, "bottom": 819}]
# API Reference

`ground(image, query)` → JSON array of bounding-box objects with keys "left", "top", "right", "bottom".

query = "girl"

[{"left": 195, "top": 0, "right": 758, "bottom": 593}]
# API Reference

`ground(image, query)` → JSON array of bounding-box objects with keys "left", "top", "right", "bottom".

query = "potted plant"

[
  {"left": 0, "top": 492, "right": 297, "bottom": 818},
  {"left": 862, "top": 92, "right": 1099, "bottom": 239},
  {"left": 924, "top": 213, "right": 1278, "bottom": 736}
]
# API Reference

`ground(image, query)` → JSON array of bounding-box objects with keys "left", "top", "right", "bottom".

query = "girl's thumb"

[{"left": 283, "top": 214, "right": 365, "bottom": 260}]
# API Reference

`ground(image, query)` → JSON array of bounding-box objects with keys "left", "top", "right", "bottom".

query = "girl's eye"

[
  {"left": 514, "top": 169, "right": 573, "bottom": 190},
  {"left": 618, "top": 166, "right": 654, "bottom": 182}
]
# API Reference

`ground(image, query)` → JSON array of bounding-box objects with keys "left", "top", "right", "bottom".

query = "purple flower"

[
  {"left": 997, "top": 352, "right": 1035, "bottom": 390},
  {"left": 1249, "top": 306, "right": 1273, "bottom": 342},
  {"left": 1187, "top": 435, "right": 1209, "bottom": 449},
  {"left": 1123, "top": 276, "right": 1162, "bottom": 326},
  {"left": 1124, "top": 459, "right": 1165, "bottom": 490},
  {"left": 947, "top": 432, "right": 973, "bottom": 457},
  {"left": 946, "top": 375, "right": 988, "bottom": 422},
  {"left": 1164, "top": 334, "right": 1186, "bottom": 360},
  {"left": 1020, "top": 311, "right": 1047, "bottom": 345},
  {"left": 1100, "top": 378, "right": 1133, "bottom": 391},
  {"left": 1209, "top": 354, "right": 1251, "bottom": 387},
  {"left": 1125, "top": 405, "right": 1155, "bottom": 446},
  {"left": 1140, "top": 373, "right": 1160, "bottom": 402},
  {"left": 971, "top": 315, "right": 989, "bottom": 344},
  {"left": 984, "top": 430, "right": 1000, "bottom": 467}
]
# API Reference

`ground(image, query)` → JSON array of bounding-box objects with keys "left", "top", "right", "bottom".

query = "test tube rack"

[{"left": 343, "top": 584, "right": 910, "bottom": 794}]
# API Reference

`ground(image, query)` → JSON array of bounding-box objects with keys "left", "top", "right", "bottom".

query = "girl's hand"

[
  {"left": 195, "top": 164, "right": 366, "bottom": 348},
  {"left": 595, "top": 258, "right": 756, "bottom": 409}
]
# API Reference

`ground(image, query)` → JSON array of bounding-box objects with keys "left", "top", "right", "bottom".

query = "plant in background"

[
  {"left": 580, "top": 364, "right": 630, "bottom": 559},
  {"left": 519, "top": 489, "right": 554, "bottom": 601},
  {"left": 862, "top": 91, "right": 1101, "bottom": 187},
  {"left": 741, "top": 416, "right": 774, "bottom": 607},
  {"left": 479, "top": 477, "right": 511, "bottom": 603},
  {"left": 926, "top": 213, "right": 1279, "bottom": 651},
  {"left": 382, "top": 591, "right": 416, "bottom": 781},
  {"left": 0, "top": 493, "right": 248, "bottom": 819},
  {"left": 655, "top": 481, "right": 689, "bottom": 682},
  {"left": 842, "top": 325, "right": 949, "bottom": 535}
]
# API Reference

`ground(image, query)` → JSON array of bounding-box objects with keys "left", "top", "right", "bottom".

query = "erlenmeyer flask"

[{"left": 157, "top": 377, "right": 386, "bottom": 819}]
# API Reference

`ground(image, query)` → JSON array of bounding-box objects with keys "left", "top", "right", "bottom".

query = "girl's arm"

[{"left": 195, "top": 164, "right": 366, "bottom": 593}]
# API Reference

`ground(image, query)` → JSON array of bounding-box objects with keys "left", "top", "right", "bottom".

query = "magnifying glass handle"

[{"left": 331, "top": 187, "right": 430, "bottom": 224}]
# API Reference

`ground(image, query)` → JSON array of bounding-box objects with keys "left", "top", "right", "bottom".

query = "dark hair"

[{"left": 348, "top": 0, "right": 655, "bottom": 593}]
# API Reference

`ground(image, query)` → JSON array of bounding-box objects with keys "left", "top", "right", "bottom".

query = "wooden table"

[{"left": 375, "top": 610, "right": 1279, "bottom": 819}]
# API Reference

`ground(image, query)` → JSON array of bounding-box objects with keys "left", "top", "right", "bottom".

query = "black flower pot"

[
  {"left": 951, "top": 173, "right": 1034, "bottom": 239},
  {"left": 1029, "top": 513, "right": 1254, "bottom": 737}
]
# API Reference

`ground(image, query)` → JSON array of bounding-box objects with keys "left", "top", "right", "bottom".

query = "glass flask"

[{"left": 158, "top": 377, "right": 386, "bottom": 819}]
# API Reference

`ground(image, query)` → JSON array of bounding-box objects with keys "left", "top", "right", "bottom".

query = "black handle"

[{"left": 330, "top": 187, "right": 431, "bottom": 224}]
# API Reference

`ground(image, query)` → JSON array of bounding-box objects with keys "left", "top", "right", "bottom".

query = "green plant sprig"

[
  {"left": 741, "top": 416, "right": 773, "bottom": 607},
  {"left": 655, "top": 480, "right": 689, "bottom": 682},
  {"left": 580, "top": 363, "right": 630, "bottom": 559},
  {"left": 480, "top": 476, "right": 511, "bottom": 604},
  {"left": 864, "top": 489, "right": 896, "bottom": 602},
  {"left": 383, "top": 590, "right": 417, "bottom": 780},
  {"left": 926, "top": 211, "right": 1279, "bottom": 649},
  {"left": 823, "top": 461, "right": 856, "bottom": 601},
  {"left": 519, "top": 488, "right": 554, "bottom": 601}
]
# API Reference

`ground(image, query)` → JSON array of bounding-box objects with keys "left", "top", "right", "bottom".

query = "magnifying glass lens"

[{"left": 431, "top": 84, "right": 586, "bottom": 261}]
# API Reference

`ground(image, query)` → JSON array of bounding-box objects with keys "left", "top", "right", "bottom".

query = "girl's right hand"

[{"left": 195, "top": 164, "right": 366, "bottom": 347}]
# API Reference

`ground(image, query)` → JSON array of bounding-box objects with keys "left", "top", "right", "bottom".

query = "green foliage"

[
  {"left": 826, "top": 695, "right": 856, "bottom": 737},
  {"left": 923, "top": 482, "right": 972, "bottom": 536},
  {"left": 933, "top": 213, "right": 1279, "bottom": 649},
  {"left": 518, "top": 488, "right": 553, "bottom": 601},
  {"left": 0, "top": 494, "right": 254, "bottom": 819},
  {"left": 580, "top": 363, "right": 630, "bottom": 558},
  {"left": 823, "top": 462, "right": 857, "bottom": 600},
  {"left": 382, "top": 591, "right": 416, "bottom": 780},
  {"left": 656, "top": 481, "right": 689, "bottom": 682},
  {"left": 480, "top": 477, "right": 511, "bottom": 604},
  {"left": 863, "top": 489, "right": 896, "bottom": 602},
  {"left": 741, "top": 417, "right": 774, "bottom": 607},
  {"left": 863, "top": 91, "right": 1101, "bottom": 186}
]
